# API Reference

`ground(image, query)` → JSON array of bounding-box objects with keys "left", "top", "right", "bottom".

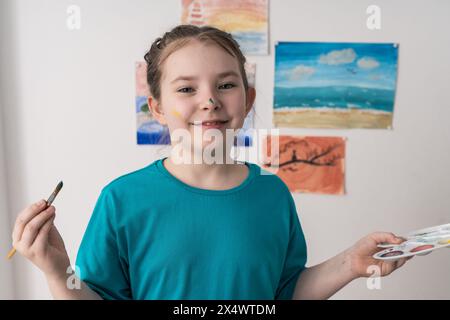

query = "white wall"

[
  {"left": 0, "top": 0, "right": 449, "bottom": 299},
  {"left": 0, "top": 100, "right": 14, "bottom": 299},
  {"left": 0, "top": 0, "right": 15, "bottom": 299}
]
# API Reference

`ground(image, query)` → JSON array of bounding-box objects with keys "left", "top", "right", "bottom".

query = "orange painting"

[
  {"left": 262, "top": 136, "right": 346, "bottom": 195},
  {"left": 181, "top": 0, "right": 268, "bottom": 55}
]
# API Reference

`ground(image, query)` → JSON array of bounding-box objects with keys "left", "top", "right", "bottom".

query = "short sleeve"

[
  {"left": 275, "top": 193, "right": 308, "bottom": 300},
  {"left": 75, "top": 188, "right": 131, "bottom": 300}
]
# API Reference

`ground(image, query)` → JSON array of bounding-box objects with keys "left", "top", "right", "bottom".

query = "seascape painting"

[{"left": 274, "top": 42, "right": 399, "bottom": 129}]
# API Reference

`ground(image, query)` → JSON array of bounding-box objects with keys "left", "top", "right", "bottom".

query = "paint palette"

[
  {"left": 373, "top": 223, "right": 450, "bottom": 261},
  {"left": 406, "top": 223, "right": 450, "bottom": 238}
]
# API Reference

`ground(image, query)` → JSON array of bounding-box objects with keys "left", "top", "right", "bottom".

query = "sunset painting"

[
  {"left": 181, "top": 0, "right": 269, "bottom": 55},
  {"left": 262, "top": 135, "right": 346, "bottom": 195}
]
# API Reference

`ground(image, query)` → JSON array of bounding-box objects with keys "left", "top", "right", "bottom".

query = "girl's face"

[{"left": 149, "top": 40, "right": 255, "bottom": 151}]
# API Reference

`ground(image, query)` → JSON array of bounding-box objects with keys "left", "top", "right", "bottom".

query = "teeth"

[{"left": 190, "top": 120, "right": 227, "bottom": 125}]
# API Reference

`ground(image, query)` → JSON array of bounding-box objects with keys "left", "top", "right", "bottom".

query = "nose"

[{"left": 201, "top": 96, "right": 221, "bottom": 111}]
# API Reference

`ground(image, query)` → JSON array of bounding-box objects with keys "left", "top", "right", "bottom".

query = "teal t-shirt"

[{"left": 75, "top": 157, "right": 307, "bottom": 300}]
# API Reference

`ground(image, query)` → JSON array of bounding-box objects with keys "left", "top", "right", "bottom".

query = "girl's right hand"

[{"left": 11, "top": 199, "right": 71, "bottom": 280}]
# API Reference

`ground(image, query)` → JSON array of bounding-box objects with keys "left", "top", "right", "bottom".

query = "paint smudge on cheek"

[{"left": 171, "top": 108, "right": 183, "bottom": 119}]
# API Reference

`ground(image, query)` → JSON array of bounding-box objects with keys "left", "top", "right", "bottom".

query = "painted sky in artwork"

[
  {"left": 181, "top": 0, "right": 268, "bottom": 55},
  {"left": 275, "top": 42, "right": 398, "bottom": 90}
]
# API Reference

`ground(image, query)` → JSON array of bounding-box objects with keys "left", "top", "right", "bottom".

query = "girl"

[{"left": 10, "top": 25, "right": 411, "bottom": 300}]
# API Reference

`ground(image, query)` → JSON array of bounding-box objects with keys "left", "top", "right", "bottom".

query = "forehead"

[{"left": 161, "top": 40, "right": 241, "bottom": 82}]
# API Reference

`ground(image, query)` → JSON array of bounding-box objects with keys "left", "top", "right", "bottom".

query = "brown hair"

[{"left": 144, "top": 24, "right": 249, "bottom": 103}]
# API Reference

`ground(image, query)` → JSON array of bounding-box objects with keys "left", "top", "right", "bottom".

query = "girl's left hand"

[{"left": 347, "top": 232, "right": 413, "bottom": 278}]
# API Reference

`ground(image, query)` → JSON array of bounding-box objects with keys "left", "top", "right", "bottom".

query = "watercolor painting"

[
  {"left": 261, "top": 135, "right": 346, "bottom": 195},
  {"left": 135, "top": 61, "right": 256, "bottom": 146},
  {"left": 274, "top": 42, "right": 399, "bottom": 129},
  {"left": 181, "top": 0, "right": 268, "bottom": 55},
  {"left": 135, "top": 61, "right": 171, "bottom": 145},
  {"left": 235, "top": 62, "right": 256, "bottom": 147}
]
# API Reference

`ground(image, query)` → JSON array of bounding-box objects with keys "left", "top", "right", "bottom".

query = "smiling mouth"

[{"left": 189, "top": 120, "right": 229, "bottom": 126}]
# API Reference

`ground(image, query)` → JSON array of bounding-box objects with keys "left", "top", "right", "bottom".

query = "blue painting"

[
  {"left": 135, "top": 61, "right": 170, "bottom": 145},
  {"left": 274, "top": 42, "right": 399, "bottom": 129}
]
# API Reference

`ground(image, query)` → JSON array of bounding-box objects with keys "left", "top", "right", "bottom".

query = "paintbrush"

[{"left": 6, "top": 181, "right": 63, "bottom": 259}]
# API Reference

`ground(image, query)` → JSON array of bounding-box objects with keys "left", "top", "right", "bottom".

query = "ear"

[
  {"left": 244, "top": 87, "right": 256, "bottom": 117},
  {"left": 147, "top": 96, "right": 167, "bottom": 125}
]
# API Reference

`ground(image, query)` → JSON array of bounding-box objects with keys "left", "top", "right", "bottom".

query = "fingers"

[
  {"left": 395, "top": 258, "right": 408, "bottom": 269},
  {"left": 388, "top": 256, "right": 412, "bottom": 274},
  {"left": 15, "top": 206, "right": 56, "bottom": 252},
  {"left": 371, "top": 231, "right": 404, "bottom": 245},
  {"left": 12, "top": 200, "right": 48, "bottom": 244},
  {"left": 33, "top": 214, "right": 56, "bottom": 254}
]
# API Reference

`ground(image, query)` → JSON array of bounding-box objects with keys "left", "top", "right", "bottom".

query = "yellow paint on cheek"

[{"left": 171, "top": 108, "right": 182, "bottom": 119}]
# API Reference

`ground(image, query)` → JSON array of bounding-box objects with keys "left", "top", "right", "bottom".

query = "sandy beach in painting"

[{"left": 273, "top": 107, "right": 393, "bottom": 129}]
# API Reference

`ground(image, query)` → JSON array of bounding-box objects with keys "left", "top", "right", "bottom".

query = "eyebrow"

[{"left": 170, "top": 71, "right": 240, "bottom": 84}]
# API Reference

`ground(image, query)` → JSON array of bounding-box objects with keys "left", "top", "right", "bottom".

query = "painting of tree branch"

[{"left": 262, "top": 136, "right": 346, "bottom": 194}]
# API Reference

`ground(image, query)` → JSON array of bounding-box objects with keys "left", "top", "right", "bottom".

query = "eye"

[
  {"left": 178, "top": 87, "right": 194, "bottom": 93},
  {"left": 219, "top": 83, "right": 236, "bottom": 90}
]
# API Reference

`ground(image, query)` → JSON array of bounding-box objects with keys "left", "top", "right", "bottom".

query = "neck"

[{"left": 164, "top": 153, "right": 248, "bottom": 190}]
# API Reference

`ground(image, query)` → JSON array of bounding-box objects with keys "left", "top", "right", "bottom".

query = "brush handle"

[{"left": 6, "top": 247, "right": 16, "bottom": 259}]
